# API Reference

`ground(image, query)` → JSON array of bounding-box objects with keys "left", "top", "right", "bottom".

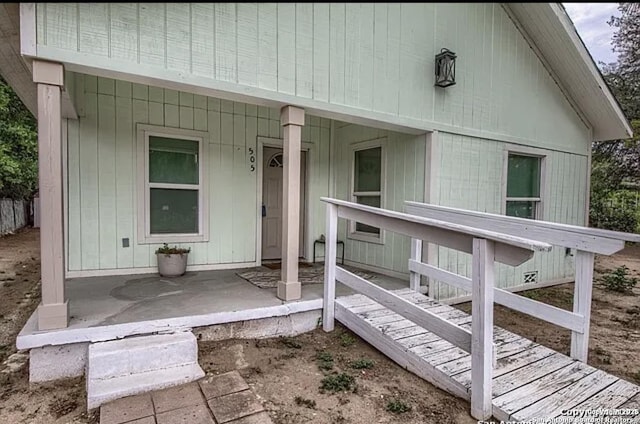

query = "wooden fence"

[{"left": 0, "top": 198, "right": 31, "bottom": 236}]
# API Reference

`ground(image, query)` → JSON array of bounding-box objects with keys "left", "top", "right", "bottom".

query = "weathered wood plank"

[
  {"left": 570, "top": 379, "right": 640, "bottom": 412},
  {"left": 336, "top": 267, "right": 473, "bottom": 352},
  {"left": 619, "top": 392, "right": 640, "bottom": 410},
  {"left": 492, "top": 354, "right": 575, "bottom": 398},
  {"left": 493, "top": 362, "right": 595, "bottom": 416},
  {"left": 514, "top": 370, "right": 618, "bottom": 421},
  {"left": 447, "top": 339, "right": 542, "bottom": 384}
]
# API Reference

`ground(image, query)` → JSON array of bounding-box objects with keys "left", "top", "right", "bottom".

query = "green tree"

[
  {"left": 0, "top": 77, "right": 37, "bottom": 199},
  {"left": 590, "top": 3, "right": 640, "bottom": 230}
]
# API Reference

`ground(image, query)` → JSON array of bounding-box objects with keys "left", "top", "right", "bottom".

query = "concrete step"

[{"left": 86, "top": 332, "right": 204, "bottom": 410}]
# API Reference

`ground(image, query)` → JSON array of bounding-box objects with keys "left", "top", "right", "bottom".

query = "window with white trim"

[
  {"left": 505, "top": 153, "right": 543, "bottom": 220},
  {"left": 349, "top": 140, "right": 385, "bottom": 242},
  {"left": 137, "top": 125, "right": 208, "bottom": 244}
]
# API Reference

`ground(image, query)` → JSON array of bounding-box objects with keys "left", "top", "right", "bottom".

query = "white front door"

[{"left": 262, "top": 147, "right": 306, "bottom": 260}]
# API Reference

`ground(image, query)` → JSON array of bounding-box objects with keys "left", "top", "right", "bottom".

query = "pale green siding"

[
  {"left": 65, "top": 73, "right": 331, "bottom": 272},
  {"left": 332, "top": 123, "right": 426, "bottom": 274},
  {"left": 37, "top": 3, "right": 589, "bottom": 154},
  {"left": 431, "top": 132, "right": 588, "bottom": 299}
]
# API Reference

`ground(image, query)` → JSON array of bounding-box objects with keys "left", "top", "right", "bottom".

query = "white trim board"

[
  {"left": 16, "top": 298, "right": 323, "bottom": 350},
  {"left": 35, "top": 46, "right": 592, "bottom": 155},
  {"left": 135, "top": 124, "right": 210, "bottom": 244},
  {"left": 348, "top": 137, "right": 387, "bottom": 245},
  {"left": 436, "top": 277, "right": 574, "bottom": 306},
  {"left": 66, "top": 261, "right": 257, "bottom": 279}
]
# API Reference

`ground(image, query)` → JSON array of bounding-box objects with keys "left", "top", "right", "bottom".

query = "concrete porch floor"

[{"left": 17, "top": 264, "right": 407, "bottom": 349}]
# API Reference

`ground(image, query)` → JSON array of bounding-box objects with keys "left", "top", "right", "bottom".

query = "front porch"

[{"left": 17, "top": 264, "right": 407, "bottom": 350}]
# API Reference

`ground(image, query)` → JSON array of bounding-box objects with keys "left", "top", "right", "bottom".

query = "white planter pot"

[{"left": 156, "top": 253, "right": 189, "bottom": 277}]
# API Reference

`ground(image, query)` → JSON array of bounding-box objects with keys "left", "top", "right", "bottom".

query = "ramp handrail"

[
  {"left": 404, "top": 200, "right": 640, "bottom": 363},
  {"left": 321, "top": 197, "right": 551, "bottom": 420}
]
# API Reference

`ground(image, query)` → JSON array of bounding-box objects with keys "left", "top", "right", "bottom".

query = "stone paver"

[
  {"left": 151, "top": 382, "right": 205, "bottom": 414},
  {"left": 156, "top": 404, "right": 215, "bottom": 424},
  {"left": 101, "top": 374, "right": 273, "bottom": 424},
  {"left": 100, "top": 393, "right": 154, "bottom": 424},
  {"left": 200, "top": 371, "right": 249, "bottom": 400},
  {"left": 228, "top": 412, "right": 273, "bottom": 424},
  {"left": 208, "top": 390, "right": 265, "bottom": 424},
  {"left": 124, "top": 417, "right": 156, "bottom": 424}
]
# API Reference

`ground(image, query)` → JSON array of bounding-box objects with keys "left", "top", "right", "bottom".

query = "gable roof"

[
  {"left": 505, "top": 3, "right": 632, "bottom": 141},
  {"left": 0, "top": 3, "right": 632, "bottom": 142}
]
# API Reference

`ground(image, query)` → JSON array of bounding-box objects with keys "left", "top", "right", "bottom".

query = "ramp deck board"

[{"left": 335, "top": 288, "right": 640, "bottom": 422}]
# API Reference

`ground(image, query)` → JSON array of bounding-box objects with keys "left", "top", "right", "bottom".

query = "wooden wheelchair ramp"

[{"left": 336, "top": 288, "right": 640, "bottom": 422}]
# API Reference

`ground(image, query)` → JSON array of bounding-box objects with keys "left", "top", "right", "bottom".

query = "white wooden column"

[
  {"left": 278, "top": 106, "right": 305, "bottom": 301},
  {"left": 471, "top": 238, "right": 495, "bottom": 420},
  {"left": 571, "top": 250, "right": 594, "bottom": 362},
  {"left": 323, "top": 202, "right": 338, "bottom": 331},
  {"left": 33, "top": 60, "right": 68, "bottom": 330},
  {"left": 409, "top": 238, "right": 422, "bottom": 291}
]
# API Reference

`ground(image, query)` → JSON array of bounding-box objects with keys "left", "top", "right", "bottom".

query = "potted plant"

[{"left": 155, "top": 243, "right": 191, "bottom": 277}]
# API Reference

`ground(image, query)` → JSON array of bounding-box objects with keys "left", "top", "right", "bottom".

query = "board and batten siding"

[
  {"left": 430, "top": 132, "right": 588, "bottom": 299},
  {"left": 36, "top": 3, "right": 589, "bottom": 155},
  {"left": 65, "top": 72, "right": 330, "bottom": 273},
  {"left": 332, "top": 123, "right": 426, "bottom": 275}
]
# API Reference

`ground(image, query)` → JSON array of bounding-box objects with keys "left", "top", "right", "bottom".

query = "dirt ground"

[{"left": 0, "top": 228, "right": 638, "bottom": 423}]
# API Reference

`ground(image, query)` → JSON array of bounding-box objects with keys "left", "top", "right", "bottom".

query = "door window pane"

[
  {"left": 355, "top": 196, "right": 381, "bottom": 234},
  {"left": 149, "top": 136, "right": 199, "bottom": 184},
  {"left": 507, "top": 155, "right": 540, "bottom": 198},
  {"left": 150, "top": 188, "right": 199, "bottom": 234},
  {"left": 506, "top": 201, "right": 536, "bottom": 220},
  {"left": 355, "top": 147, "right": 382, "bottom": 192}
]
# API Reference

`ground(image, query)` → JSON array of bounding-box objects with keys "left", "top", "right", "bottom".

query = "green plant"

[
  {"left": 320, "top": 373, "right": 355, "bottom": 393},
  {"left": 294, "top": 396, "right": 317, "bottom": 409},
  {"left": 350, "top": 358, "right": 374, "bottom": 369},
  {"left": 279, "top": 337, "right": 302, "bottom": 349},
  {"left": 386, "top": 399, "right": 411, "bottom": 414},
  {"left": 316, "top": 351, "right": 334, "bottom": 371},
  {"left": 339, "top": 333, "right": 356, "bottom": 347},
  {"left": 601, "top": 265, "right": 638, "bottom": 293},
  {"left": 155, "top": 243, "right": 191, "bottom": 255}
]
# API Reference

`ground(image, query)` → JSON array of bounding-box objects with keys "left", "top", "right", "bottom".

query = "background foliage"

[
  {"left": 590, "top": 3, "right": 640, "bottom": 233},
  {"left": 0, "top": 77, "right": 37, "bottom": 199}
]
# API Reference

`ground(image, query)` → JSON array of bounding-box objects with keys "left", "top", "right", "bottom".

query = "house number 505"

[{"left": 248, "top": 147, "right": 256, "bottom": 172}]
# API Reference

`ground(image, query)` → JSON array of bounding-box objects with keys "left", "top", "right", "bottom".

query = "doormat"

[
  {"left": 262, "top": 261, "right": 313, "bottom": 270},
  {"left": 237, "top": 268, "right": 375, "bottom": 289}
]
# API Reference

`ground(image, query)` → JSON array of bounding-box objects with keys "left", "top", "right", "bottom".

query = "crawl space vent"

[{"left": 523, "top": 271, "right": 538, "bottom": 284}]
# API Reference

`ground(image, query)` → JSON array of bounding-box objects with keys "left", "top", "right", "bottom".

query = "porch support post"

[
  {"left": 33, "top": 60, "right": 68, "bottom": 330},
  {"left": 278, "top": 106, "right": 305, "bottom": 301}
]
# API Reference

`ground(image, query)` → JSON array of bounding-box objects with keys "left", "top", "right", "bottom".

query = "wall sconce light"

[{"left": 434, "top": 48, "right": 457, "bottom": 88}]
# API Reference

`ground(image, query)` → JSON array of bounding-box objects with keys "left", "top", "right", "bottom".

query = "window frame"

[
  {"left": 348, "top": 138, "right": 386, "bottom": 244},
  {"left": 136, "top": 124, "right": 209, "bottom": 244},
  {"left": 501, "top": 145, "right": 547, "bottom": 221}
]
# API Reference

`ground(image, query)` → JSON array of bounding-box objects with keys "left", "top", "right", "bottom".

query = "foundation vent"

[{"left": 523, "top": 271, "right": 538, "bottom": 284}]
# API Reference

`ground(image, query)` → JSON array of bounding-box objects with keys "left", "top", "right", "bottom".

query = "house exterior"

[{"left": 0, "top": 3, "right": 631, "bottom": 333}]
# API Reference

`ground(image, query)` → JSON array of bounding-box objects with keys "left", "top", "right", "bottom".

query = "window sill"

[
  {"left": 347, "top": 231, "right": 385, "bottom": 245},
  {"left": 138, "top": 234, "right": 209, "bottom": 244}
]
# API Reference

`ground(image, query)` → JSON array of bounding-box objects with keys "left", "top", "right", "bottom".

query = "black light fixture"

[{"left": 434, "top": 48, "right": 457, "bottom": 88}]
